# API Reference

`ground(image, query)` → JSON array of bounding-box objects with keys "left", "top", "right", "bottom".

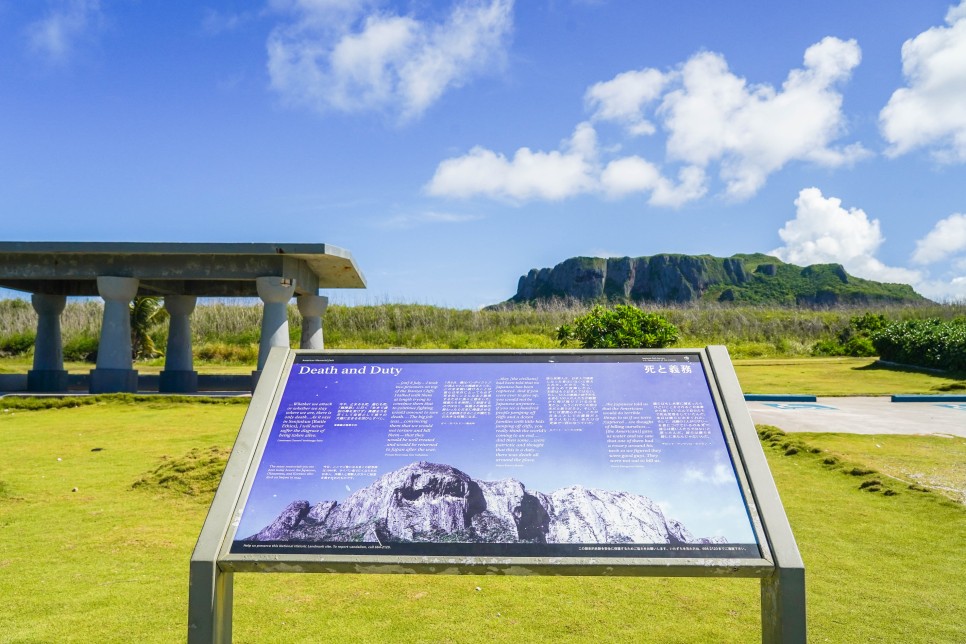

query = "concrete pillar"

[
  {"left": 90, "top": 275, "right": 139, "bottom": 394},
  {"left": 297, "top": 294, "right": 328, "bottom": 350},
  {"left": 27, "top": 293, "right": 68, "bottom": 392},
  {"left": 255, "top": 277, "right": 295, "bottom": 374},
  {"left": 159, "top": 294, "right": 198, "bottom": 393}
]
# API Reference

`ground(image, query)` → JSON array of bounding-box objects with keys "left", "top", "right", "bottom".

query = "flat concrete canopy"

[{"left": 0, "top": 241, "right": 366, "bottom": 297}]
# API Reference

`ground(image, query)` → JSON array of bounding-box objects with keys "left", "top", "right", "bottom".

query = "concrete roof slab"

[{"left": 0, "top": 242, "right": 366, "bottom": 296}]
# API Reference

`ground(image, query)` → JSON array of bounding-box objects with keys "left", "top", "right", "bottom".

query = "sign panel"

[{"left": 225, "top": 351, "right": 764, "bottom": 563}]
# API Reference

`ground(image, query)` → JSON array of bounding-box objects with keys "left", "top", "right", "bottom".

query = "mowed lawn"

[
  {"left": 0, "top": 400, "right": 964, "bottom": 643},
  {"left": 2, "top": 355, "right": 964, "bottom": 395},
  {"left": 734, "top": 357, "right": 966, "bottom": 396}
]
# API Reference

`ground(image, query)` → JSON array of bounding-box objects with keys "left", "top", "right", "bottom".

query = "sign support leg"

[
  {"left": 188, "top": 559, "right": 233, "bottom": 643},
  {"left": 760, "top": 565, "right": 806, "bottom": 644}
]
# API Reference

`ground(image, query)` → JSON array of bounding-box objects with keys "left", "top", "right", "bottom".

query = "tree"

[
  {"left": 130, "top": 296, "right": 165, "bottom": 360},
  {"left": 556, "top": 304, "right": 680, "bottom": 349}
]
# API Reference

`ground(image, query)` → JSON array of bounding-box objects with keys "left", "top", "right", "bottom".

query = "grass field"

[
  {"left": 733, "top": 357, "right": 966, "bottom": 396},
  {"left": 0, "top": 398, "right": 963, "bottom": 642},
  {"left": 2, "top": 354, "right": 965, "bottom": 396}
]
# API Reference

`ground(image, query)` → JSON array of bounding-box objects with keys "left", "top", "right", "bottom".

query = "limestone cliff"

[{"left": 506, "top": 253, "right": 927, "bottom": 306}]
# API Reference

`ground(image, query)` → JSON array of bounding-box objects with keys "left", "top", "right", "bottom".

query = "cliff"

[
  {"left": 246, "top": 461, "right": 720, "bottom": 545},
  {"left": 505, "top": 253, "right": 928, "bottom": 306}
]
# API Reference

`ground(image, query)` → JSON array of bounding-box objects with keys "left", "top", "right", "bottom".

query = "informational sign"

[
  {"left": 192, "top": 348, "right": 805, "bottom": 644},
  {"left": 225, "top": 352, "right": 763, "bottom": 562}
]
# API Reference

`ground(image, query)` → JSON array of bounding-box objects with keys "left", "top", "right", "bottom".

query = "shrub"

[
  {"left": 811, "top": 339, "right": 843, "bottom": 356},
  {"left": 63, "top": 334, "right": 99, "bottom": 362},
  {"left": 0, "top": 331, "right": 36, "bottom": 356},
  {"left": 848, "top": 312, "right": 889, "bottom": 336},
  {"left": 556, "top": 304, "right": 679, "bottom": 349},
  {"left": 872, "top": 318, "right": 966, "bottom": 371},
  {"left": 842, "top": 335, "right": 876, "bottom": 357},
  {"left": 811, "top": 312, "right": 887, "bottom": 357}
]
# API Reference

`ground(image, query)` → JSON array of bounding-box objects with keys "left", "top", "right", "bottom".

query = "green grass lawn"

[
  {"left": 734, "top": 357, "right": 966, "bottom": 396},
  {"left": 793, "top": 432, "right": 966, "bottom": 504},
  {"left": 1, "top": 399, "right": 963, "bottom": 642},
  {"left": 0, "top": 357, "right": 255, "bottom": 376},
  {"left": 2, "top": 354, "right": 965, "bottom": 395}
]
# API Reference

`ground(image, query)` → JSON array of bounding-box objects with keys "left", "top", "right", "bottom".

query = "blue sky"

[{"left": 2, "top": 0, "right": 966, "bottom": 308}]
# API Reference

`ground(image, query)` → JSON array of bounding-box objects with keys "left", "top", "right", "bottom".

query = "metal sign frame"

[{"left": 189, "top": 346, "right": 804, "bottom": 642}]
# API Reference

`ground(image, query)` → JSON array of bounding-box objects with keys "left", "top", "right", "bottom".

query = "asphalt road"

[{"left": 746, "top": 397, "right": 966, "bottom": 437}]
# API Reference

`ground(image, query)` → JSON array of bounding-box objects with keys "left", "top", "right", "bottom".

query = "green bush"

[
  {"left": 0, "top": 331, "right": 36, "bottom": 356},
  {"left": 842, "top": 335, "right": 876, "bottom": 357},
  {"left": 63, "top": 334, "right": 99, "bottom": 362},
  {"left": 556, "top": 304, "right": 679, "bottom": 349},
  {"left": 811, "top": 312, "right": 887, "bottom": 357},
  {"left": 872, "top": 318, "right": 966, "bottom": 371},
  {"left": 848, "top": 312, "right": 889, "bottom": 336},
  {"left": 811, "top": 339, "right": 843, "bottom": 356}
]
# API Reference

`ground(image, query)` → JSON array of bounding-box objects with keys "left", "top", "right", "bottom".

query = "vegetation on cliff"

[{"left": 509, "top": 253, "right": 928, "bottom": 306}]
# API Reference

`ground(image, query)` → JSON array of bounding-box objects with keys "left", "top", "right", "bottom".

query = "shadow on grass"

[{"left": 853, "top": 360, "right": 966, "bottom": 386}]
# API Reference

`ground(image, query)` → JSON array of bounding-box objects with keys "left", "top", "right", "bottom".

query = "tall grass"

[
  {"left": 1, "top": 297, "right": 963, "bottom": 362},
  {"left": 0, "top": 298, "right": 102, "bottom": 340}
]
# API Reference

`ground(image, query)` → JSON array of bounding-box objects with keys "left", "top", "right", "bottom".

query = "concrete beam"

[{"left": 0, "top": 242, "right": 366, "bottom": 297}]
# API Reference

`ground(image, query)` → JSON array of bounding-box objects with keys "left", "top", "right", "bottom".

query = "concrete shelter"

[{"left": 0, "top": 242, "right": 365, "bottom": 394}]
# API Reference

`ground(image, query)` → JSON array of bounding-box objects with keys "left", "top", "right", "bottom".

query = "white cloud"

[
  {"left": 771, "top": 188, "right": 922, "bottom": 284},
  {"left": 912, "top": 213, "right": 966, "bottom": 264},
  {"left": 661, "top": 37, "right": 868, "bottom": 199},
  {"left": 427, "top": 121, "right": 706, "bottom": 205},
  {"left": 428, "top": 37, "right": 865, "bottom": 207},
  {"left": 599, "top": 156, "right": 661, "bottom": 197},
  {"left": 26, "top": 0, "right": 103, "bottom": 63},
  {"left": 267, "top": 0, "right": 514, "bottom": 121},
  {"left": 426, "top": 123, "right": 599, "bottom": 201},
  {"left": 880, "top": 1, "right": 966, "bottom": 161},
  {"left": 585, "top": 68, "right": 667, "bottom": 136},
  {"left": 773, "top": 190, "right": 966, "bottom": 300},
  {"left": 914, "top": 276, "right": 966, "bottom": 302},
  {"left": 600, "top": 157, "right": 706, "bottom": 207}
]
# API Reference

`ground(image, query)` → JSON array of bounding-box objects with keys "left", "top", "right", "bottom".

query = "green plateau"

[{"left": 507, "top": 253, "right": 928, "bottom": 307}]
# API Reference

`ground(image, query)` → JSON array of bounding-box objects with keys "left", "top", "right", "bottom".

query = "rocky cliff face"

[
  {"left": 246, "top": 461, "right": 717, "bottom": 545},
  {"left": 513, "top": 255, "right": 749, "bottom": 303},
  {"left": 505, "top": 253, "right": 927, "bottom": 306}
]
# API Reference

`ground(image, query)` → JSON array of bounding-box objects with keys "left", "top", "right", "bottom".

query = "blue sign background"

[{"left": 231, "top": 354, "right": 759, "bottom": 553}]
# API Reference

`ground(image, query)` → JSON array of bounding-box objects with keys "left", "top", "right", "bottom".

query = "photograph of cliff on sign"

[{"left": 243, "top": 460, "right": 726, "bottom": 546}]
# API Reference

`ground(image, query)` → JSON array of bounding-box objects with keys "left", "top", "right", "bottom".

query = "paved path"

[{"left": 746, "top": 396, "right": 966, "bottom": 438}]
